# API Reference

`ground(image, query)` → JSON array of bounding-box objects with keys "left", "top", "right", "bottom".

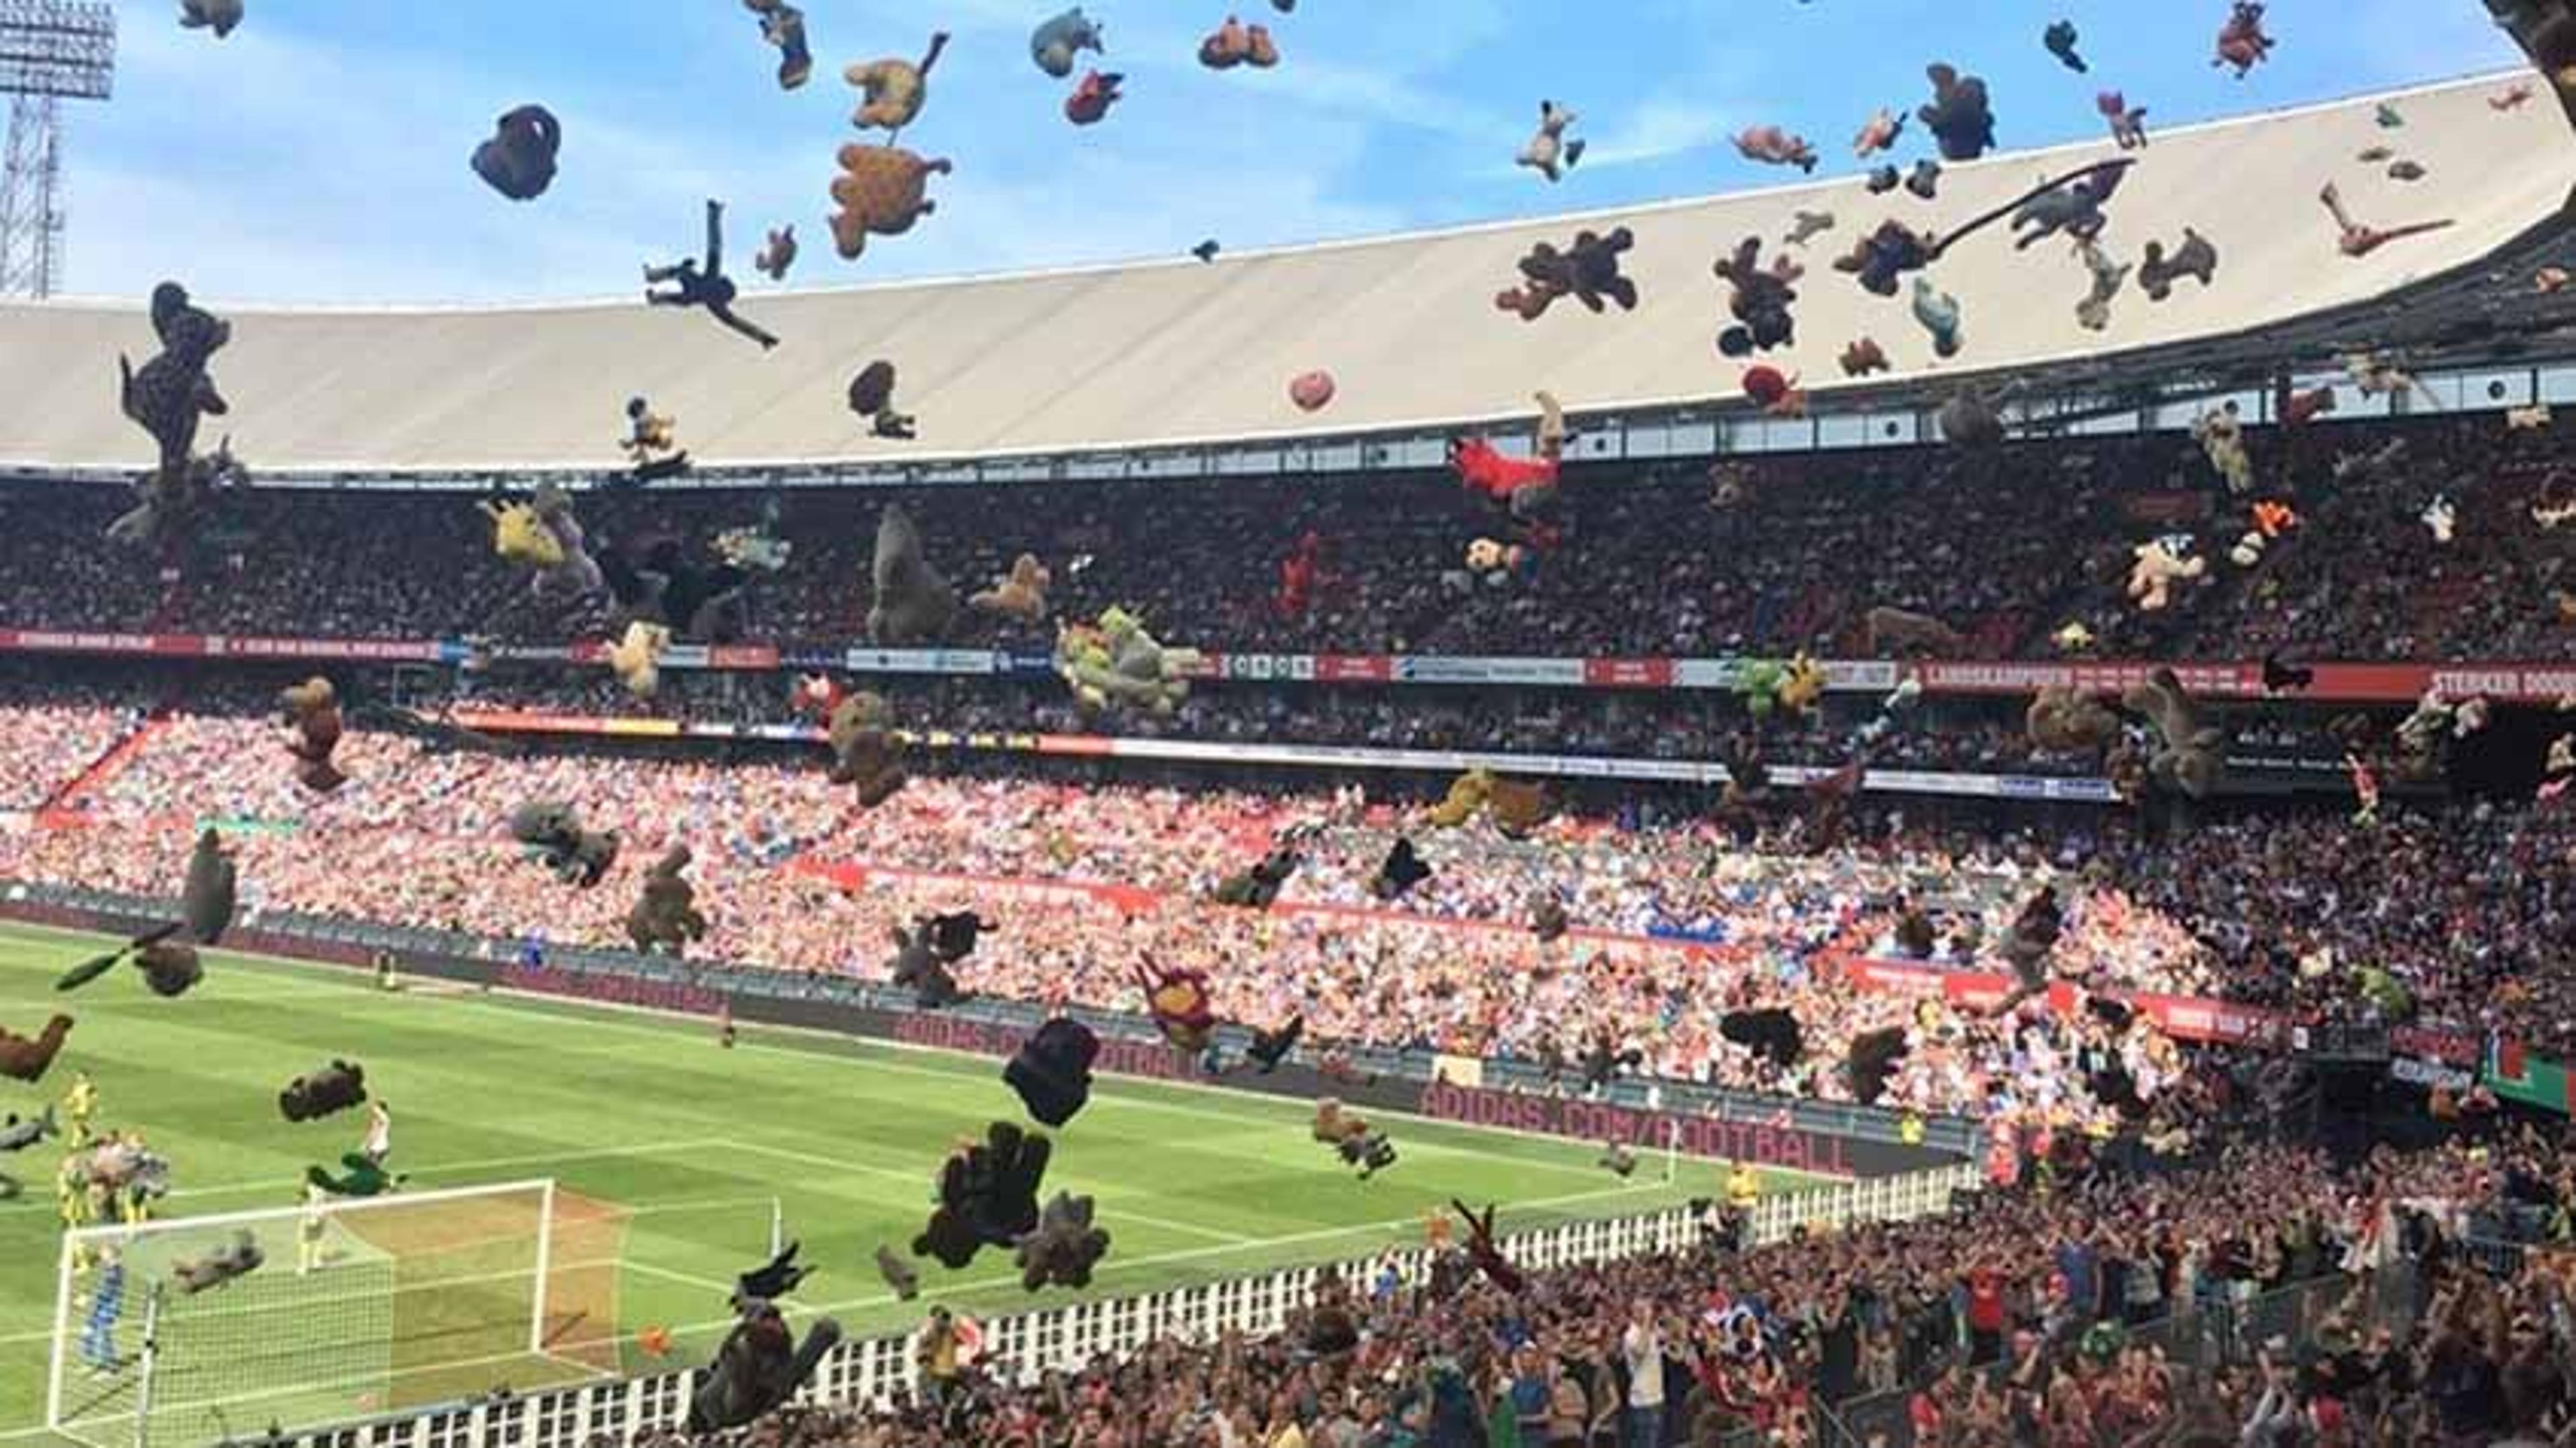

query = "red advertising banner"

[
  {"left": 1837, "top": 955, "right": 2288, "bottom": 1047},
  {"left": 1583, "top": 658, "right": 1676, "bottom": 688},
  {"left": 1315, "top": 655, "right": 1395, "bottom": 682}
]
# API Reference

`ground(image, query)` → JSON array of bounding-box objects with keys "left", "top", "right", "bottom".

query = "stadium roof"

[{"left": 1, "top": 70, "right": 2569, "bottom": 476}]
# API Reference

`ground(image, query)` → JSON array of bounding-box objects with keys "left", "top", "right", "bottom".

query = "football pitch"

[{"left": 0, "top": 921, "right": 1819, "bottom": 1442}]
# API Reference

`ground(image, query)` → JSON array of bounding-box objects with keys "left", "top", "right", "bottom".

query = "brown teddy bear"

[
  {"left": 1198, "top": 15, "right": 1279, "bottom": 69},
  {"left": 0, "top": 1015, "right": 72, "bottom": 1083},
  {"left": 627, "top": 846, "right": 710, "bottom": 956},
  {"left": 2026, "top": 685, "right": 2121, "bottom": 754},
  {"left": 826, "top": 693, "right": 907, "bottom": 808},
  {"left": 1495, "top": 227, "right": 1638, "bottom": 320},
  {"left": 969, "top": 555, "right": 1053, "bottom": 623},
  {"left": 279, "top": 676, "right": 346, "bottom": 793},
  {"left": 2124, "top": 668, "right": 2224, "bottom": 798},
  {"left": 1839, "top": 337, "right": 1890, "bottom": 376},
  {"left": 1862, "top": 607, "right": 1964, "bottom": 655},
  {"left": 845, "top": 32, "right": 949, "bottom": 134},
  {"left": 828, "top": 146, "right": 952, "bottom": 262}
]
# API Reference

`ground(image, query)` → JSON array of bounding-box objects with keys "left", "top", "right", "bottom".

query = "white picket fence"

[{"left": 281, "top": 1162, "right": 1982, "bottom": 1448}]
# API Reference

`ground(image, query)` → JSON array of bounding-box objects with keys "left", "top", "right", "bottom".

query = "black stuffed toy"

[
  {"left": 1918, "top": 63, "right": 1996, "bottom": 160},
  {"left": 686, "top": 1301, "right": 842, "bottom": 1433},
  {"left": 1370, "top": 839, "right": 1432, "bottom": 901},
  {"left": 1006, "top": 1018, "right": 1099, "bottom": 1127},
  {"left": 888, "top": 923, "right": 965, "bottom": 1009},
  {"left": 1013, "top": 1192, "right": 1110, "bottom": 1291},
  {"left": 509, "top": 803, "right": 620, "bottom": 888},
  {"left": 278, "top": 1059, "right": 368, "bottom": 1123},
  {"left": 733, "top": 1240, "right": 813, "bottom": 1304},
  {"left": 914, "top": 1121, "right": 1052, "bottom": 1270},
  {"left": 471, "top": 105, "right": 561, "bottom": 202},
  {"left": 1246, "top": 1015, "right": 1303, "bottom": 1074}
]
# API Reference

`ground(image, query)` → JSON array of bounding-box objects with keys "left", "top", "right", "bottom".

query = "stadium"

[{"left": 1, "top": 1, "right": 2575, "bottom": 1445}]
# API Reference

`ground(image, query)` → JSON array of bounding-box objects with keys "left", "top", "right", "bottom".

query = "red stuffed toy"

[
  {"left": 1138, "top": 963, "right": 1216, "bottom": 1051},
  {"left": 1741, "top": 365, "right": 1805, "bottom": 419},
  {"left": 1450, "top": 1200, "right": 1525, "bottom": 1293},
  {"left": 1065, "top": 70, "right": 1123, "bottom": 125},
  {"left": 1450, "top": 437, "right": 1556, "bottom": 506},
  {"left": 2212, "top": 1, "right": 2274, "bottom": 77}
]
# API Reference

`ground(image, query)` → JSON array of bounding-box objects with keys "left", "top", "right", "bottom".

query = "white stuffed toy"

[
  {"left": 2421, "top": 495, "right": 2456, "bottom": 544},
  {"left": 1515, "top": 101, "right": 1585, "bottom": 183},
  {"left": 2508, "top": 403, "right": 2553, "bottom": 431},
  {"left": 608, "top": 621, "right": 671, "bottom": 699},
  {"left": 2127, "top": 538, "right": 2204, "bottom": 611},
  {"left": 2192, "top": 405, "right": 2252, "bottom": 493}
]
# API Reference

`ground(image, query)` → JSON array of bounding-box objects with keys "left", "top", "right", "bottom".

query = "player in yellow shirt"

[{"left": 61, "top": 1072, "right": 97, "bottom": 1150}]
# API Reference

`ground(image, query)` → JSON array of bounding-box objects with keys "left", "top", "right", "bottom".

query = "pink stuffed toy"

[{"left": 1733, "top": 124, "right": 1817, "bottom": 174}]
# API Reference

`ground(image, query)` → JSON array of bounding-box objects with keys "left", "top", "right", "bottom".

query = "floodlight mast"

[{"left": 0, "top": 0, "right": 116, "bottom": 299}]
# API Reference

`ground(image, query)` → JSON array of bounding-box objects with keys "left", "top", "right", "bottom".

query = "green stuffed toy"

[
  {"left": 1053, "top": 607, "right": 1202, "bottom": 716},
  {"left": 307, "top": 1151, "right": 402, "bottom": 1198},
  {"left": 1738, "top": 658, "right": 1787, "bottom": 721}
]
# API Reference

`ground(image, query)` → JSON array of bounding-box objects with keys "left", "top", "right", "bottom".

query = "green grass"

[{"left": 0, "top": 922, "right": 1819, "bottom": 1443}]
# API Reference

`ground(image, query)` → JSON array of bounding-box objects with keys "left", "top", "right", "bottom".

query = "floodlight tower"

[{"left": 0, "top": 0, "right": 115, "bottom": 299}]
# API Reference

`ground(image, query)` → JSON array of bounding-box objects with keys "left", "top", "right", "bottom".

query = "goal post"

[{"left": 46, "top": 1178, "right": 631, "bottom": 1448}]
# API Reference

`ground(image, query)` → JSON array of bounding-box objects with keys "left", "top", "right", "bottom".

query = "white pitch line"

[{"left": 722, "top": 1138, "right": 1256, "bottom": 1247}]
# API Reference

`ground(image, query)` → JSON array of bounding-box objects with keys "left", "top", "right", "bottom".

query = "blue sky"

[{"left": 50, "top": 0, "right": 2526, "bottom": 304}]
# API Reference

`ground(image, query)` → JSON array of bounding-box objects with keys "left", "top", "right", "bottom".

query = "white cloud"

[{"left": 1578, "top": 99, "right": 1739, "bottom": 170}]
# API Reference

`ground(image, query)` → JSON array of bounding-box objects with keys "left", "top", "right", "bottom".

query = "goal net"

[{"left": 47, "top": 1180, "right": 631, "bottom": 1448}]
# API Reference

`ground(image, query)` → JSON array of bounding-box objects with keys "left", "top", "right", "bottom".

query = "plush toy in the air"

[
  {"left": 1056, "top": 607, "right": 1202, "bottom": 715},
  {"left": 1429, "top": 770, "right": 1495, "bottom": 829},
  {"left": 1833, "top": 219, "right": 1935, "bottom": 299},
  {"left": 2422, "top": 495, "right": 2457, "bottom": 546},
  {"left": 847, "top": 360, "right": 917, "bottom": 440},
  {"left": 1006, "top": 1019, "right": 1099, "bottom": 1126},
  {"left": 1911, "top": 276, "right": 1962, "bottom": 359},
  {"left": 1517, "top": 101, "right": 1586, "bottom": 183},
  {"left": 2012, "top": 164, "right": 2128, "bottom": 251},
  {"left": 1787, "top": 210, "right": 1836, "bottom": 248},
  {"left": 845, "top": 32, "right": 949, "bottom": 135},
  {"left": 2127, "top": 668, "right": 2226, "bottom": 799},
  {"left": 888, "top": 923, "right": 964, "bottom": 1009},
  {"left": 2138, "top": 229, "right": 2218, "bottom": 301},
  {"left": 1839, "top": 337, "right": 1890, "bottom": 377},
  {"left": 278, "top": 1059, "right": 367, "bottom": 1123},
  {"left": 608, "top": 621, "right": 671, "bottom": 699},
  {"left": 688, "top": 1301, "right": 843, "bottom": 1434},
  {"left": 1370, "top": 838, "right": 1432, "bottom": 900},
  {"left": 278, "top": 677, "right": 346, "bottom": 793},
  {"left": 1778, "top": 654, "right": 1828, "bottom": 717},
  {"left": 510, "top": 802, "right": 620, "bottom": 888},
  {"left": 1065, "top": 70, "right": 1124, "bottom": 125},
  {"left": 1212, "top": 845, "right": 1299, "bottom": 909},
  {"left": 173, "top": 1231, "right": 263, "bottom": 1294},
  {"left": 1313, "top": 1100, "right": 1397, "bottom": 1179},
  {"left": 1741, "top": 365, "right": 1805, "bottom": 419},
  {"left": 1711, "top": 236, "right": 1801, "bottom": 356},
  {"left": 119, "top": 282, "right": 232, "bottom": 492},
  {"left": 2509, "top": 403, "right": 2553, "bottom": 432},
  {"left": 2098, "top": 91, "right": 2149, "bottom": 150},
  {"left": 2194, "top": 404, "right": 2253, "bottom": 493},
  {"left": 2231, "top": 501, "right": 2298, "bottom": 568},
  {"left": 1732, "top": 123, "right": 1817, "bottom": 173},
  {"left": 482, "top": 497, "right": 562, "bottom": 572},
  {"left": 745, "top": 0, "right": 813, "bottom": 89},
  {"left": 2127, "top": 537, "right": 2204, "bottom": 611},
  {"left": 755, "top": 225, "right": 798, "bottom": 282},
  {"left": 2212, "top": 1, "right": 2275, "bottom": 78},
  {"left": 180, "top": 0, "right": 243, "bottom": 38},
  {"left": 2053, "top": 621, "right": 2096, "bottom": 652},
  {"left": 2025, "top": 685, "right": 2121, "bottom": 754},
  {"left": 2074, "top": 240, "right": 2129, "bottom": 333},
  {"left": 1030, "top": 7, "right": 1104, "bottom": 78},
  {"left": 0, "top": 1016, "right": 72, "bottom": 1083},
  {"left": 825, "top": 692, "right": 906, "bottom": 807},
  {"left": 524, "top": 484, "right": 604, "bottom": 597},
  {"left": 1496, "top": 227, "right": 1637, "bottom": 320},
  {"left": 621, "top": 398, "right": 691, "bottom": 482},
  {"left": 1864, "top": 607, "right": 1965, "bottom": 655},
  {"left": 307, "top": 1151, "right": 402, "bottom": 1198},
  {"left": 828, "top": 145, "right": 950, "bottom": 263},
  {"left": 2282, "top": 385, "right": 2337, "bottom": 427},
  {"left": 1139, "top": 964, "right": 1217, "bottom": 1051},
  {"left": 1851, "top": 107, "right": 1904, "bottom": 158},
  {"left": 470, "top": 105, "right": 560, "bottom": 202},
  {"left": 1919, "top": 63, "right": 1996, "bottom": 160},
  {"left": 868, "top": 505, "right": 959, "bottom": 645},
  {"left": 627, "top": 846, "right": 709, "bottom": 957},
  {"left": 1014, "top": 1192, "right": 1110, "bottom": 1291},
  {"left": 2043, "top": 19, "right": 2087, "bottom": 72},
  {"left": 969, "top": 555, "right": 1053, "bottom": 623},
  {"left": 1938, "top": 391, "right": 2004, "bottom": 449},
  {"left": 1737, "top": 658, "right": 1788, "bottom": 721},
  {"left": 1199, "top": 15, "right": 1279, "bottom": 70}
]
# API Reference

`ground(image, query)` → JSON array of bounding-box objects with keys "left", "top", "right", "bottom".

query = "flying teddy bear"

[
  {"left": 1495, "top": 227, "right": 1637, "bottom": 320},
  {"left": 1833, "top": 219, "right": 1935, "bottom": 299},
  {"left": 755, "top": 226, "right": 798, "bottom": 282},
  {"left": 1517, "top": 101, "right": 1585, "bottom": 183},
  {"left": 2026, "top": 685, "right": 2122, "bottom": 754},
  {"left": 2138, "top": 229, "right": 2218, "bottom": 301},
  {"left": 2213, "top": 1, "right": 2275, "bottom": 77},
  {"left": 511, "top": 803, "right": 620, "bottom": 888},
  {"left": 969, "top": 555, "right": 1053, "bottom": 623},
  {"left": 280, "top": 677, "right": 347, "bottom": 794},
  {"left": 2074, "top": 240, "right": 2129, "bottom": 333},
  {"left": 1911, "top": 275, "right": 1962, "bottom": 358},
  {"left": 826, "top": 692, "right": 906, "bottom": 807},
  {"left": 181, "top": 0, "right": 244, "bottom": 37},
  {"left": 1838, "top": 337, "right": 1890, "bottom": 377},
  {"left": 1065, "top": 69, "right": 1125, "bottom": 125},
  {"left": 745, "top": 0, "right": 813, "bottom": 89},
  {"left": 1056, "top": 607, "right": 1202, "bottom": 715},
  {"left": 828, "top": 146, "right": 951, "bottom": 263},
  {"left": 1864, "top": 606, "right": 1964, "bottom": 655},
  {"left": 2194, "top": 405, "right": 2253, "bottom": 493},
  {"left": 845, "top": 32, "right": 949, "bottom": 135},
  {"left": 1851, "top": 107, "right": 1904, "bottom": 158},
  {"left": 1429, "top": 770, "right": 1495, "bottom": 829},
  {"left": 627, "top": 846, "right": 709, "bottom": 957},
  {"left": 2128, "top": 537, "right": 2204, "bottom": 611},
  {"left": 1918, "top": 63, "right": 1996, "bottom": 160},
  {"left": 1139, "top": 964, "right": 1216, "bottom": 1050},
  {"left": 847, "top": 360, "right": 917, "bottom": 439},
  {"left": 1199, "top": 16, "right": 1279, "bottom": 70},
  {"left": 2231, "top": 501, "right": 2299, "bottom": 567},
  {"left": 867, "top": 505, "right": 959, "bottom": 645},
  {"left": 1778, "top": 654, "right": 1828, "bottom": 717},
  {"left": 2098, "top": 91, "right": 2149, "bottom": 150},
  {"left": 470, "top": 105, "right": 561, "bottom": 202},
  {"left": 1711, "top": 236, "right": 1801, "bottom": 356},
  {"left": 119, "top": 282, "right": 232, "bottom": 492},
  {"left": 0, "top": 1016, "right": 72, "bottom": 1084},
  {"left": 1732, "top": 124, "right": 1817, "bottom": 173},
  {"left": 608, "top": 620, "right": 671, "bottom": 699},
  {"left": 2126, "top": 668, "right": 2225, "bottom": 799},
  {"left": 1030, "top": 7, "right": 1104, "bottom": 79},
  {"left": 1312, "top": 1099, "right": 1397, "bottom": 1178}
]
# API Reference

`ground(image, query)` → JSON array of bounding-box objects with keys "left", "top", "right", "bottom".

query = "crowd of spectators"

[
  {"left": 0, "top": 680, "right": 139, "bottom": 809},
  {"left": 631, "top": 1125, "right": 2576, "bottom": 1447},
  {"left": 4, "top": 412, "right": 2564, "bottom": 663}
]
